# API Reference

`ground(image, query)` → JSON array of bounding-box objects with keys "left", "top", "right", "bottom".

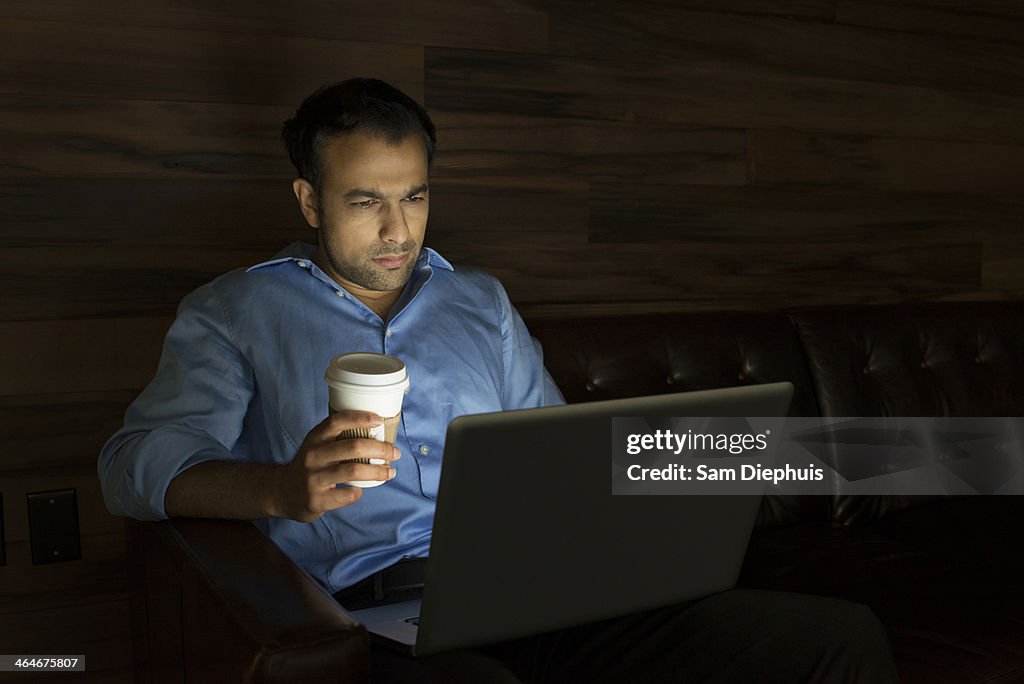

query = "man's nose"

[{"left": 379, "top": 202, "right": 411, "bottom": 245}]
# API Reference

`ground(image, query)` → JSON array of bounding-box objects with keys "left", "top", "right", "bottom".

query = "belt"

[{"left": 333, "top": 557, "right": 428, "bottom": 610}]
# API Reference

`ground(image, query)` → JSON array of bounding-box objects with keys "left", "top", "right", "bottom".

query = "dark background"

[{"left": 2, "top": 1, "right": 1024, "bottom": 679}]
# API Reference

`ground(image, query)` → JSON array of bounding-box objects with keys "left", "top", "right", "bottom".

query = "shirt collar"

[{"left": 246, "top": 242, "right": 454, "bottom": 274}]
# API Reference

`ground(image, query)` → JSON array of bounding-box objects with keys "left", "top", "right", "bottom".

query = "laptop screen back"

[{"left": 416, "top": 382, "right": 793, "bottom": 655}]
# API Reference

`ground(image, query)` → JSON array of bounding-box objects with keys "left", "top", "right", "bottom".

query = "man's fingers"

[
  {"left": 310, "top": 410, "right": 383, "bottom": 443},
  {"left": 322, "top": 484, "right": 363, "bottom": 510},
  {"left": 307, "top": 438, "right": 400, "bottom": 469},
  {"left": 315, "top": 460, "right": 397, "bottom": 488}
]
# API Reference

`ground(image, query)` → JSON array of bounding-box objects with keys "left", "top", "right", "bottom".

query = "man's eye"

[
  {"left": 404, "top": 195, "right": 425, "bottom": 203},
  {"left": 351, "top": 200, "right": 377, "bottom": 208}
]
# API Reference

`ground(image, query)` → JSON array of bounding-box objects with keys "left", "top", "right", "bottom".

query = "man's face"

[{"left": 303, "top": 131, "right": 429, "bottom": 296}]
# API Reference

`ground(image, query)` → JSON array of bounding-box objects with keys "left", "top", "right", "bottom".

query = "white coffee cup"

[{"left": 324, "top": 353, "right": 409, "bottom": 488}]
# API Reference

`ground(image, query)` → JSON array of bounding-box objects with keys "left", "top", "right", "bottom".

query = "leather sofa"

[{"left": 128, "top": 301, "right": 1024, "bottom": 683}]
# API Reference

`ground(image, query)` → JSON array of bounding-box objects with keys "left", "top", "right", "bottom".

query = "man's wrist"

[{"left": 258, "top": 464, "right": 286, "bottom": 519}]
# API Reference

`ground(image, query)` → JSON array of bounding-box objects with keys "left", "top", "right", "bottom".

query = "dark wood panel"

[
  {"left": 0, "top": 598, "right": 131, "bottom": 682},
  {"left": 0, "top": 18, "right": 423, "bottom": 105},
  {"left": 0, "top": 190, "right": 1011, "bottom": 324},
  {"left": 0, "top": 179, "right": 303, "bottom": 248},
  {"left": 430, "top": 179, "right": 590, "bottom": 237},
  {"left": 982, "top": 234, "right": 1024, "bottom": 291},
  {"left": 0, "top": 183, "right": 586, "bottom": 319},
  {"left": 634, "top": 0, "right": 833, "bottom": 19},
  {"left": 518, "top": 292, "right": 1024, "bottom": 320},
  {"left": 869, "top": 0, "right": 1024, "bottom": 20},
  {"left": 836, "top": 1, "right": 1024, "bottom": 45},
  {"left": 541, "top": 1, "right": 1024, "bottom": 96},
  {"left": 0, "top": 0, "right": 548, "bottom": 54},
  {"left": 428, "top": 233, "right": 573, "bottom": 302},
  {"left": 0, "top": 317, "right": 171, "bottom": 396},
  {"left": 0, "top": 247, "right": 267, "bottom": 321},
  {"left": 425, "top": 48, "right": 1024, "bottom": 145},
  {"left": 0, "top": 392, "right": 136, "bottom": 472},
  {"left": 748, "top": 130, "right": 1024, "bottom": 194},
  {"left": 587, "top": 185, "right": 1024, "bottom": 243},
  {"left": 0, "top": 98, "right": 684, "bottom": 183},
  {"left": 0, "top": 95, "right": 294, "bottom": 179},
  {"left": 0, "top": 533, "right": 127, "bottom": 615},
  {"left": 433, "top": 111, "right": 747, "bottom": 186},
  {"left": 0, "top": 178, "right": 587, "bottom": 249},
  {"left": 1, "top": 93, "right": 744, "bottom": 184},
  {"left": 438, "top": 234, "right": 982, "bottom": 307},
  {"left": 585, "top": 241, "right": 981, "bottom": 306}
]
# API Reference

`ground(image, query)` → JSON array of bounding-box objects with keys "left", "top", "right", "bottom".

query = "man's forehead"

[
  {"left": 319, "top": 132, "right": 427, "bottom": 185},
  {"left": 343, "top": 182, "right": 429, "bottom": 200}
]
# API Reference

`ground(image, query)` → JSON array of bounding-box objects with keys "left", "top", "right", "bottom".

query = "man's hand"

[
  {"left": 272, "top": 411, "right": 401, "bottom": 522},
  {"left": 164, "top": 410, "right": 400, "bottom": 522}
]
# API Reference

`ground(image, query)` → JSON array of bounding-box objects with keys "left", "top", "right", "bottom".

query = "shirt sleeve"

[
  {"left": 97, "top": 282, "right": 254, "bottom": 520},
  {"left": 492, "top": 279, "right": 566, "bottom": 410}
]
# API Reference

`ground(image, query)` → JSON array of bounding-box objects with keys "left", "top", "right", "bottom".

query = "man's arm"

[
  {"left": 98, "top": 283, "right": 256, "bottom": 521},
  {"left": 165, "top": 460, "right": 285, "bottom": 520},
  {"left": 164, "top": 411, "right": 400, "bottom": 522},
  {"left": 491, "top": 279, "right": 565, "bottom": 410},
  {"left": 99, "top": 283, "right": 399, "bottom": 523}
]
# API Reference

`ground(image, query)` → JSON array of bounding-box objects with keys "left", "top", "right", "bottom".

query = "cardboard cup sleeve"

[{"left": 336, "top": 412, "right": 402, "bottom": 445}]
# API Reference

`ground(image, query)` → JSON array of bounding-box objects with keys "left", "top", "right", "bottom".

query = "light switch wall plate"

[{"left": 27, "top": 489, "right": 81, "bottom": 565}]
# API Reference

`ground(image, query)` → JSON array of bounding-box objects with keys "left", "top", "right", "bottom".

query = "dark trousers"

[{"left": 366, "top": 588, "right": 900, "bottom": 683}]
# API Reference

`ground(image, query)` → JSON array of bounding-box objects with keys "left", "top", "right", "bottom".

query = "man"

[
  {"left": 99, "top": 78, "right": 898, "bottom": 683},
  {"left": 99, "top": 78, "right": 562, "bottom": 588}
]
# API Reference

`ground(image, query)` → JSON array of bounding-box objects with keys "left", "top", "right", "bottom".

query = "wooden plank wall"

[{"left": 1, "top": 0, "right": 1022, "bottom": 680}]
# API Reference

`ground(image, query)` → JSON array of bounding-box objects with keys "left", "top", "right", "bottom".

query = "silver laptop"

[{"left": 349, "top": 382, "right": 794, "bottom": 656}]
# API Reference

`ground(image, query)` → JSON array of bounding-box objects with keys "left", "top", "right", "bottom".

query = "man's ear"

[{"left": 292, "top": 178, "right": 321, "bottom": 229}]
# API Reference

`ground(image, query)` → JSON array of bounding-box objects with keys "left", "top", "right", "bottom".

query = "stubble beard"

[{"left": 322, "top": 232, "right": 421, "bottom": 292}]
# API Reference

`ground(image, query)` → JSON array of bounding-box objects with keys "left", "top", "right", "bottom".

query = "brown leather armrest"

[{"left": 129, "top": 517, "right": 370, "bottom": 684}]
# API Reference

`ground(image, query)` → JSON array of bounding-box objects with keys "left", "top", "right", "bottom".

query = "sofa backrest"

[
  {"left": 791, "top": 301, "right": 1024, "bottom": 524},
  {"left": 527, "top": 311, "right": 826, "bottom": 528},
  {"left": 791, "top": 302, "right": 1024, "bottom": 417},
  {"left": 527, "top": 302, "right": 1024, "bottom": 528},
  {"left": 528, "top": 312, "right": 820, "bottom": 414}
]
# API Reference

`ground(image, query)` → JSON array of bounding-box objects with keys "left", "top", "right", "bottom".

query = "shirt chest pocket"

[{"left": 268, "top": 379, "right": 326, "bottom": 457}]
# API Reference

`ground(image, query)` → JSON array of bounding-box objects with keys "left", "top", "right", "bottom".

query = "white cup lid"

[{"left": 325, "top": 353, "right": 407, "bottom": 387}]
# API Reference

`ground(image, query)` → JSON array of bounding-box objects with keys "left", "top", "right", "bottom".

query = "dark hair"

[{"left": 281, "top": 78, "right": 436, "bottom": 191}]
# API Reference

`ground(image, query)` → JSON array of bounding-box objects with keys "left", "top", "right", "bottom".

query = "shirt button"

[
  {"left": 386, "top": 329, "right": 393, "bottom": 337},
  {"left": 336, "top": 290, "right": 345, "bottom": 298},
  {"left": 419, "top": 445, "right": 430, "bottom": 455},
  {"left": 297, "top": 261, "right": 308, "bottom": 268}
]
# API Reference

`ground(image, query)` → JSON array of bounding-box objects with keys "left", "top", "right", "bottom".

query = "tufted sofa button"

[
  {"left": 862, "top": 366, "right": 870, "bottom": 374},
  {"left": 666, "top": 375, "right": 675, "bottom": 386},
  {"left": 920, "top": 360, "right": 928, "bottom": 369},
  {"left": 585, "top": 381, "right": 596, "bottom": 392},
  {"left": 737, "top": 371, "right": 747, "bottom": 382}
]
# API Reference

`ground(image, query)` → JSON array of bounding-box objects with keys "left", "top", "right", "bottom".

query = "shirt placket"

[{"left": 298, "top": 256, "right": 436, "bottom": 475}]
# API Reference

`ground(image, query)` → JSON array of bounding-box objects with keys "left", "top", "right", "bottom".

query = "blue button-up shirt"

[{"left": 98, "top": 241, "right": 564, "bottom": 592}]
